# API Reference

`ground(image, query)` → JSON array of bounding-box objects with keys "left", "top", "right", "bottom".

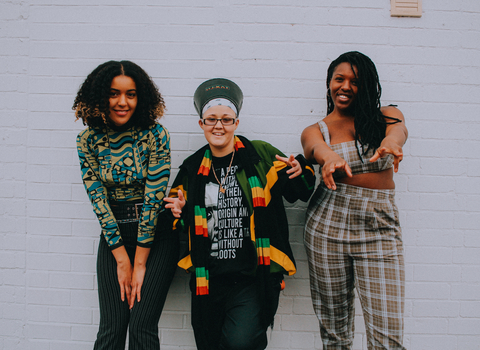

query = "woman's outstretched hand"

[
  {"left": 322, "top": 152, "right": 352, "bottom": 190},
  {"left": 373, "top": 106, "right": 407, "bottom": 173},
  {"left": 276, "top": 154, "right": 302, "bottom": 179},
  {"left": 370, "top": 138, "right": 404, "bottom": 173},
  {"left": 164, "top": 190, "right": 186, "bottom": 218}
]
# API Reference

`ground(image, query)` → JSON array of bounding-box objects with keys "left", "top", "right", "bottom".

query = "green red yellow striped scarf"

[{"left": 192, "top": 136, "right": 270, "bottom": 295}]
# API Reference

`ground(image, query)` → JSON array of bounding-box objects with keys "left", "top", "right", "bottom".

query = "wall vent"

[{"left": 391, "top": 0, "right": 422, "bottom": 17}]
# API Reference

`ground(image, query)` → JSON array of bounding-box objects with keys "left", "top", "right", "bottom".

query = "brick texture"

[{"left": 1, "top": 1, "right": 479, "bottom": 349}]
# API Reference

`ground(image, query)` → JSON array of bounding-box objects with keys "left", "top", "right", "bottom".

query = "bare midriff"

[{"left": 336, "top": 167, "right": 395, "bottom": 190}]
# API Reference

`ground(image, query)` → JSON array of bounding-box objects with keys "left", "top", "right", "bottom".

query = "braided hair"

[
  {"left": 73, "top": 60, "right": 165, "bottom": 129},
  {"left": 326, "top": 51, "right": 400, "bottom": 156}
]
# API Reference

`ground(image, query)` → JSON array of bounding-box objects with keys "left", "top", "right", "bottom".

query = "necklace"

[{"left": 212, "top": 149, "right": 235, "bottom": 193}]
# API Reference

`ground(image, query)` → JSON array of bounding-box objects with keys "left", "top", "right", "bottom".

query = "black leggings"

[{"left": 94, "top": 221, "right": 178, "bottom": 350}]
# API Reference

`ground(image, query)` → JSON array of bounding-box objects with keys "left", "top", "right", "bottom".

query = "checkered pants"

[{"left": 305, "top": 183, "right": 406, "bottom": 350}]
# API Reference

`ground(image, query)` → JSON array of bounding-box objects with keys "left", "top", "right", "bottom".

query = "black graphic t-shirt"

[{"left": 205, "top": 152, "right": 256, "bottom": 277}]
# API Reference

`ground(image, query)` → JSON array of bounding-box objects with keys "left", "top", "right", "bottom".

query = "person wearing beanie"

[{"left": 164, "top": 78, "right": 316, "bottom": 350}]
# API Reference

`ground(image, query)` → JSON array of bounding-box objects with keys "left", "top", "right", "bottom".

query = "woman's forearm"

[
  {"left": 111, "top": 245, "right": 130, "bottom": 265},
  {"left": 134, "top": 246, "right": 151, "bottom": 268}
]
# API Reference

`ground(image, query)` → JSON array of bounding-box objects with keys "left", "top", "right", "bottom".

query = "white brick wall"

[{"left": 1, "top": 1, "right": 479, "bottom": 349}]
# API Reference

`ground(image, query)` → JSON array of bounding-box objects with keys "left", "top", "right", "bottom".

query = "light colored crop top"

[{"left": 318, "top": 120, "right": 394, "bottom": 179}]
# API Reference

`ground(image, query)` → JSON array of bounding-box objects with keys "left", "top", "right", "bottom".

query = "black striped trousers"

[{"left": 94, "top": 220, "right": 178, "bottom": 350}]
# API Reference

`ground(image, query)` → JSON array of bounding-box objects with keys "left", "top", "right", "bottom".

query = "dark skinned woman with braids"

[{"left": 301, "top": 52, "right": 408, "bottom": 350}]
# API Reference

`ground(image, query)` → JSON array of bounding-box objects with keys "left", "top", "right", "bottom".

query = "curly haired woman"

[
  {"left": 74, "top": 60, "right": 178, "bottom": 350},
  {"left": 302, "top": 51, "right": 408, "bottom": 350}
]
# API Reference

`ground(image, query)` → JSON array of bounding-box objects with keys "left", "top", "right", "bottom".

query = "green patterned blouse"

[{"left": 76, "top": 123, "right": 171, "bottom": 249}]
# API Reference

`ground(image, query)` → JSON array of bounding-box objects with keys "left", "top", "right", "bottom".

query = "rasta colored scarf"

[{"left": 190, "top": 135, "right": 273, "bottom": 296}]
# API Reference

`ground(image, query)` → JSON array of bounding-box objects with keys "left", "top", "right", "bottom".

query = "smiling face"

[
  {"left": 328, "top": 62, "right": 359, "bottom": 115},
  {"left": 199, "top": 105, "right": 239, "bottom": 157},
  {"left": 108, "top": 75, "right": 138, "bottom": 127}
]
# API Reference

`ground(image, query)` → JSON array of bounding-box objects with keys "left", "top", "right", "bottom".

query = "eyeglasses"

[{"left": 202, "top": 117, "right": 236, "bottom": 126}]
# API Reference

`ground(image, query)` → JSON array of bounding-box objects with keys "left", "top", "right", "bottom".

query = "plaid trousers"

[{"left": 305, "top": 183, "right": 406, "bottom": 350}]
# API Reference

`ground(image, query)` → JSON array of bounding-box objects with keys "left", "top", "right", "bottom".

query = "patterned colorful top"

[{"left": 76, "top": 123, "right": 171, "bottom": 249}]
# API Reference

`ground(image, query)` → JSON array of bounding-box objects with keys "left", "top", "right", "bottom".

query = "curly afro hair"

[
  {"left": 73, "top": 60, "right": 165, "bottom": 129},
  {"left": 326, "top": 51, "right": 400, "bottom": 155}
]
